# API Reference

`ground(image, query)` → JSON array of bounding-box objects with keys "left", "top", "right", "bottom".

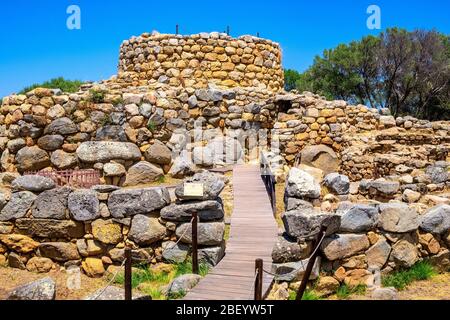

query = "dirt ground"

[
  {"left": 338, "top": 273, "right": 450, "bottom": 300},
  {"left": 0, "top": 267, "right": 107, "bottom": 300},
  {"left": 396, "top": 273, "right": 450, "bottom": 300},
  {"left": 1, "top": 266, "right": 449, "bottom": 300}
]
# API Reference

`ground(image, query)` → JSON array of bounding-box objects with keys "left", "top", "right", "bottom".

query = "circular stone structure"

[{"left": 118, "top": 32, "right": 284, "bottom": 91}]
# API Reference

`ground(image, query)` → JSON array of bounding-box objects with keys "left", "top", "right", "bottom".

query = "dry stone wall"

[
  {"left": 0, "top": 171, "right": 227, "bottom": 276},
  {"left": 274, "top": 166, "right": 450, "bottom": 295},
  {"left": 118, "top": 32, "right": 284, "bottom": 92}
]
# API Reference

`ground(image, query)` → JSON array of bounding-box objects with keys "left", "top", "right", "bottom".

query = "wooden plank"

[{"left": 183, "top": 165, "right": 278, "bottom": 301}]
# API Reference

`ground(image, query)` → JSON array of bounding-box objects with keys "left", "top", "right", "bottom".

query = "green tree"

[
  {"left": 289, "top": 28, "right": 450, "bottom": 120},
  {"left": 284, "top": 69, "right": 302, "bottom": 91}
]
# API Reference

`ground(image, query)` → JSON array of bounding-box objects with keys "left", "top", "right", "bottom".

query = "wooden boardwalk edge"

[{"left": 183, "top": 165, "right": 279, "bottom": 301}]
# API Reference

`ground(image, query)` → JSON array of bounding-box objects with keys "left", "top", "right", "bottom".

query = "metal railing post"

[
  {"left": 254, "top": 259, "right": 263, "bottom": 300},
  {"left": 192, "top": 212, "right": 199, "bottom": 274},
  {"left": 296, "top": 225, "right": 328, "bottom": 300},
  {"left": 124, "top": 247, "right": 132, "bottom": 301}
]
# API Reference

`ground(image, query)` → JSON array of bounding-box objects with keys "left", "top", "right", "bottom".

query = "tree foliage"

[
  {"left": 286, "top": 28, "right": 450, "bottom": 120},
  {"left": 19, "top": 77, "right": 83, "bottom": 94}
]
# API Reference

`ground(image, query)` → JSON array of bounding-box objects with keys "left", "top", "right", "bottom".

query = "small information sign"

[{"left": 183, "top": 183, "right": 204, "bottom": 199}]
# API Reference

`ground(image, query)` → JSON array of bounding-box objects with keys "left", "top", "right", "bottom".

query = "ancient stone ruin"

[{"left": 0, "top": 31, "right": 449, "bottom": 300}]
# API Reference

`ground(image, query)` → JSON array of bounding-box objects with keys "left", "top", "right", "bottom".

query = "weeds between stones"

[{"left": 382, "top": 261, "right": 437, "bottom": 290}]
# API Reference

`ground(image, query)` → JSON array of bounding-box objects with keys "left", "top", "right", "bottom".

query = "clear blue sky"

[{"left": 1, "top": 0, "right": 449, "bottom": 97}]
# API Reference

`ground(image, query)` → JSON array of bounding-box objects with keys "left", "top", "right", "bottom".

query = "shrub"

[
  {"left": 19, "top": 77, "right": 83, "bottom": 94},
  {"left": 89, "top": 89, "right": 106, "bottom": 103}
]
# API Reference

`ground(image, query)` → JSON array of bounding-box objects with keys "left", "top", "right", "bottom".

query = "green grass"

[
  {"left": 382, "top": 261, "right": 437, "bottom": 290},
  {"left": 174, "top": 260, "right": 210, "bottom": 278},
  {"left": 19, "top": 77, "right": 83, "bottom": 94},
  {"left": 89, "top": 88, "right": 106, "bottom": 103},
  {"left": 100, "top": 114, "right": 112, "bottom": 126},
  {"left": 301, "top": 289, "right": 322, "bottom": 300},
  {"left": 288, "top": 289, "right": 322, "bottom": 301},
  {"left": 114, "top": 265, "right": 171, "bottom": 289},
  {"left": 157, "top": 176, "right": 166, "bottom": 184},
  {"left": 112, "top": 260, "right": 210, "bottom": 300},
  {"left": 336, "top": 284, "right": 367, "bottom": 300}
]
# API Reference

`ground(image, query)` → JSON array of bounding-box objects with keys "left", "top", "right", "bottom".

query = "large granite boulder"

[
  {"left": 0, "top": 234, "right": 39, "bottom": 254},
  {"left": 91, "top": 219, "right": 123, "bottom": 245},
  {"left": 324, "top": 173, "right": 350, "bottom": 195},
  {"left": 0, "top": 191, "right": 37, "bottom": 221},
  {"left": 368, "top": 179, "right": 400, "bottom": 197},
  {"left": 426, "top": 164, "right": 449, "bottom": 184},
  {"left": 68, "top": 190, "right": 100, "bottom": 222},
  {"left": 15, "top": 218, "right": 84, "bottom": 239},
  {"left": 51, "top": 150, "right": 78, "bottom": 169},
  {"left": 272, "top": 235, "right": 312, "bottom": 263},
  {"left": 167, "top": 274, "right": 202, "bottom": 297},
  {"left": 37, "top": 135, "right": 65, "bottom": 151},
  {"left": 7, "top": 277, "right": 56, "bottom": 300},
  {"left": 44, "top": 117, "right": 78, "bottom": 135},
  {"left": 95, "top": 125, "right": 128, "bottom": 142},
  {"left": 161, "top": 200, "right": 224, "bottom": 222},
  {"left": 123, "top": 161, "right": 164, "bottom": 187},
  {"left": 76, "top": 141, "right": 142, "bottom": 163},
  {"left": 176, "top": 222, "right": 225, "bottom": 246},
  {"left": 144, "top": 140, "right": 172, "bottom": 165},
  {"left": 175, "top": 171, "right": 225, "bottom": 201},
  {"left": 169, "top": 151, "right": 196, "bottom": 179},
  {"left": 366, "top": 239, "right": 391, "bottom": 269},
  {"left": 198, "top": 243, "right": 225, "bottom": 267},
  {"left": 420, "top": 205, "right": 450, "bottom": 235},
  {"left": 284, "top": 198, "right": 314, "bottom": 212},
  {"left": 378, "top": 203, "right": 419, "bottom": 233},
  {"left": 285, "top": 168, "right": 321, "bottom": 200},
  {"left": 11, "top": 175, "right": 56, "bottom": 193},
  {"left": 300, "top": 145, "right": 339, "bottom": 175},
  {"left": 128, "top": 214, "right": 166, "bottom": 246},
  {"left": 32, "top": 187, "right": 72, "bottom": 219},
  {"left": 282, "top": 210, "right": 340, "bottom": 239},
  {"left": 339, "top": 205, "right": 379, "bottom": 233},
  {"left": 162, "top": 241, "right": 190, "bottom": 264},
  {"left": 15, "top": 146, "right": 51, "bottom": 172},
  {"left": 321, "top": 234, "right": 370, "bottom": 261},
  {"left": 272, "top": 258, "right": 321, "bottom": 282},
  {"left": 391, "top": 239, "right": 419, "bottom": 268},
  {"left": 39, "top": 242, "right": 80, "bottom": 262},
  {"left": 108, "top": 188, "right": 170, "bottom": 218}
]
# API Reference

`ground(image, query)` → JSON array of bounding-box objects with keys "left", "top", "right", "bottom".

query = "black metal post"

[
  {"left": 192, "top": 212, "right": 199, "bottom": 275},
  {"left": 124, "top": 247, "right": 132, "bottom": 301},
  {"left": 296, "top": 225, "right": 328, "bottom": 301},
  {"left": 254, "top": 259, "right": 263, "bottom": 300},
  {"left": 176, "top": 24, "right": 179, "bottom": 35},
  {"left": 227, "top": 26, "right": 230, "bottom": 36}
]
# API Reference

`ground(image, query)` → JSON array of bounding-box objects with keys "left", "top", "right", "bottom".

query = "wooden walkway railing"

[{"left": 183, "top": 165, "right": 279, "bottom": 300}]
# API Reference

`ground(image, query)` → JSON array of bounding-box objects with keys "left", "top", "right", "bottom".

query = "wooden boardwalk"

[{"left": 183, "top": 165, "right": 279, "bottom": 300}]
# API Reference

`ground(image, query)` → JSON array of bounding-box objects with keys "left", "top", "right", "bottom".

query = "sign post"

[{"left": 183, "top": 183, "right": 205, "bottom": 275}]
